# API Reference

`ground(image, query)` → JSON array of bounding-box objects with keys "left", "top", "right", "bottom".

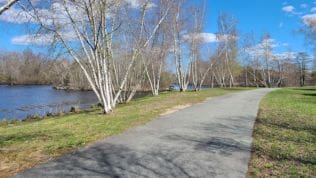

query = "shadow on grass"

[
  {"left": 254, "top": 117, "right": 316, "bottom": 164},
  {"left": 0, "top": 132, "right": 54, "bottom": 147},
  {"left": 256, "top": 117, "right": 316, "bottom": 136},
  {"left": 303, "top": 93, "right": 316, "bottom": 97},
  {"left": 292, "top": 88, "right": 316, "bottom": 91}
]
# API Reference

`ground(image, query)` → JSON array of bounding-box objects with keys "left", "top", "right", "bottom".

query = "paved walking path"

[{"left": 16, "top": 89, "right": 274, "bottom": 178}]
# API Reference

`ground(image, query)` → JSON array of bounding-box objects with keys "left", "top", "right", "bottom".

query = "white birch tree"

[
  {"left": 25, "top": 0, "right": 171, "bottom": 113},
  {"left": 171, "top": 1, "right": 191, "bottom": 92}
]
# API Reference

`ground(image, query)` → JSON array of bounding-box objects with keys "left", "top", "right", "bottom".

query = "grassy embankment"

[
  {"left": 0, "top": 88, "right": 249, "bottom": 177},
  {"left": 248, "top": 87, "right": 316, "bottom": 177}
]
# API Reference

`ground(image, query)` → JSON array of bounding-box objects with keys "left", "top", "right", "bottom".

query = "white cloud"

[
  {"left": 0, "top": 0, "right": 146, "bottom": 25},
  {"left": 282, "top": 5, "right": 295, "bottom": 13},
  {"left": 261, "top": 38, "right": 278, "bottom": 48},
  {"left": 183, "top": 32, "right": 239, "bottom": 44},
  {"left": 0, "top": 7, "right": 35, "bottom": 24},
  {"left": 12, "top": 34, "right": 54, "bottom": 45},
  {"left": 183, "top": 33, "right": 229, "bottom": 43},
  {"left": 4, "top": 0, "right": 157, "bottom": 46},
  {"left": 0, "top": 0, "right": 40, "bottom": 6},
  {"left": 302, "top": 13, "right": 316, "bottom": 30},
  {"left": 201, "top": 33, "right": 220, "bottom": 43},
  {"left": 245, "top": 39, "right": 279, "bottom": 58},
  {"left": 0, "top": 1, "right": 74, "bottom": 24},
  {"left": 183, "top": 33, "right": 216, "bottom": 43},
  {"left": 12, "top": 32, "right": 77, "bottom": 45},
  {"left": 124, "top": 0, "right": 156, "bottom": 9},
  {"left": 274, "top": 52, "right": 297, "bottom": 61}
]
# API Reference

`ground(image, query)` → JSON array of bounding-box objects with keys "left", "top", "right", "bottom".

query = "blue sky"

[
  {"left": 0, "top": 0, "right": 315, "bottom": 55},
  {"left": 204, "top": 0, "right": 315, "bottom": 54}
]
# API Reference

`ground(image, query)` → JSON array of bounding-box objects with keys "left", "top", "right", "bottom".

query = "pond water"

[{"left": 0, "top": 85, "right": 98, "bottom": 120}]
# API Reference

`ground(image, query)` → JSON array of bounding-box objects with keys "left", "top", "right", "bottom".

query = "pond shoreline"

[
  {"left": 0, "top": 84, "right": 91, "bottom": 91},
  {"left": 0, "top": 105, "right": 98, "bottom": 126},
  {"left": 0, "top": 85, "right": 158, "bottom": 121},
  {"left": 0, "top": 85, "right": 98, "bottom": 121}
]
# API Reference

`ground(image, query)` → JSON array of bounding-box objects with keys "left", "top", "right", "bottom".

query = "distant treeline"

[
  {"left": 1, "top": 49, "right": 315, "bottom": 91},
  {"left": 0, "top": 49, "right": 175, "bottom": 90},
  {"left": 0, "top": 49, "right": 90, "bottom": 90}
]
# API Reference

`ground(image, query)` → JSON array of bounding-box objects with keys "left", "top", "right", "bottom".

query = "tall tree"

[
  {"left": 27, "top": 0, "right": 172, "bottom": 113},
  {"left": 216, "top": 13, "right": 239, "bottom": 88},
  {"left": 295, "top": 52, "right": 311, "bottom": 87},
  {"left": 171, "top": 0, "right": 190, "bottom": 92},
  {"left": 142, "top": 0, "right": 172, "bottom": 96}
]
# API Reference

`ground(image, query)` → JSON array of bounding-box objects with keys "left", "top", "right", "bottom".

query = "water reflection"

[{"left": 0, "top": 85, "right": 98, "bottom": 120}]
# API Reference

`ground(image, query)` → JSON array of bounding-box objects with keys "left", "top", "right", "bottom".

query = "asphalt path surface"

[{"left": 16, "top": 88, "right": 274, "bottom": 178}]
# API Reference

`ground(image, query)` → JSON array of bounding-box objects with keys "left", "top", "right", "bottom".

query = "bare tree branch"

[{"left": 0, "top": 0, "right": 18, "bottom": 15}]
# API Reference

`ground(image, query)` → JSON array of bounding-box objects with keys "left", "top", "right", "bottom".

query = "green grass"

[
  {"left": 248, "top": 87, "right": 316, "bottom": 177},
  {"left": 0, "top": 88, "right": 249, "bottom": 177}
]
